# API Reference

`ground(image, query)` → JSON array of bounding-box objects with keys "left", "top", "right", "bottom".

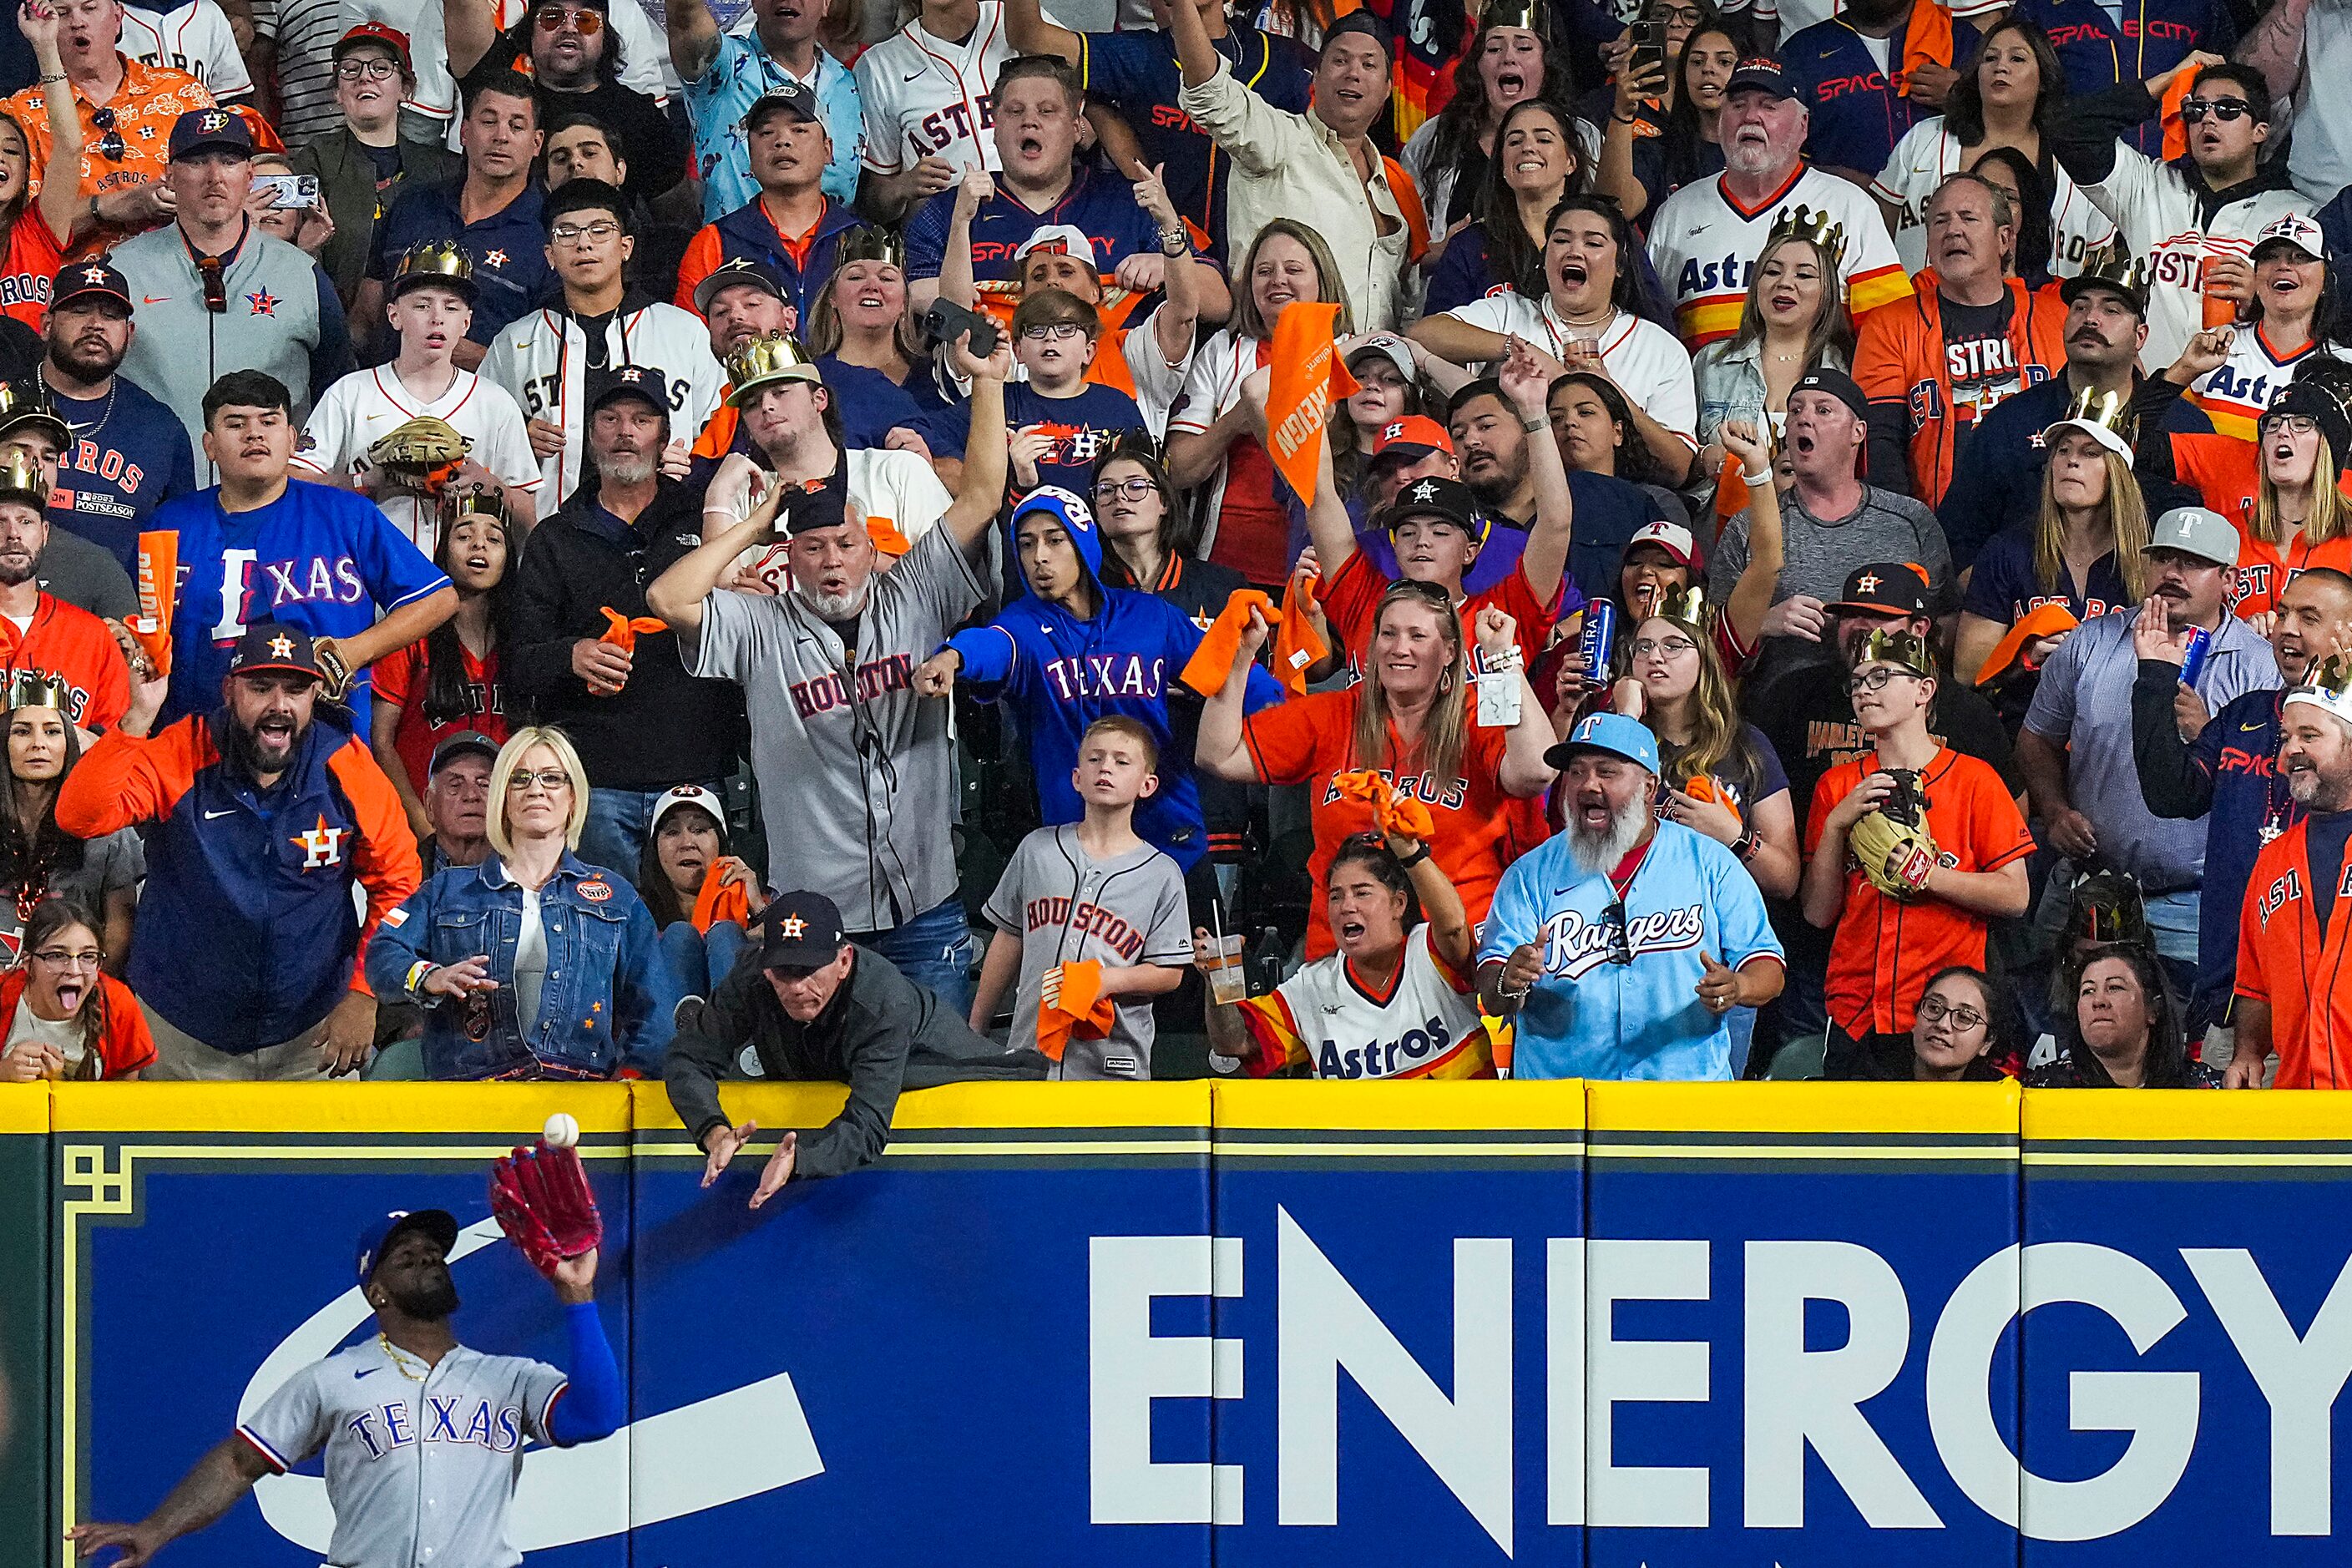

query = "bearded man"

[{"left": 1478, "top": 711, "right": 1784, "bottom": 1081}]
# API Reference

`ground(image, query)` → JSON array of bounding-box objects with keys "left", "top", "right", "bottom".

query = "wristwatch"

[
  {"left": 1158, "top": 227, "right": 1188, "bottom": 258},
  {"left": 1732, "top": 826, "right": 1761, "bottom": 862},
  {"left": 1396, "top": 842, "right": 1431, "bottom": 868},
  {"left": 1519, "top": 413, "right": 1548, "bottom": 433}
]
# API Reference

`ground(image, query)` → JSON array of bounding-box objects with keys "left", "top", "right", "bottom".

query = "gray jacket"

[
  {"left": 113, "top": 220, "right": 352, "bottom": 481},
  {"left": 663, "top": 947, "right": 1045, "bottom": 1181}
]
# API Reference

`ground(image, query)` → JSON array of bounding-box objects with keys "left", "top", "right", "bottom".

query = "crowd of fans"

[{"left": 2, "top": 0, "right": 2350, "bottom": 1181}]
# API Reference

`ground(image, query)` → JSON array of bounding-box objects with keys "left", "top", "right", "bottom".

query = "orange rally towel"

[
  {"left": 598, "top": 607, "right": 667, "bottom": 653},
  {"left": 1974, "top": 601, "right": 2080, "bottom": 686},
  {"left": 690, "top": 870, "right": 752, "bottom": 935},
  {"left": 1180, "top": 588, "right": 1328, "bottom": 697},
  {"left": 1036, "top": 959, "right": 1117, "bottom": 1062},
  {"left": 1680, "top": 773, "right": 1743, "bottom": 827},
  {"left": 1896, "top": 0, "right": 1955, "bottom": 95},
  {"left": 2161, "top": 70, "right": 2193, "bottom": 163},
  {"left": 132, "top": 530, "right": 177, "bottom": 676},
  {"left": 866, "top": 517, "right": 913, "bottom": 557},
  {"left": 1264, "top": 301, "right": 1358, "bottom": 512},
  {"left": 1329, "top": 767, "right": 1437, "bottom": 840}
]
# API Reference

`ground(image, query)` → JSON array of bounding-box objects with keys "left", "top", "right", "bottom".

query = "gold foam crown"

[
  {"left": 0, "top": 449, "right": 48, "bottom": 508},
  {"left": 1853, "top": 628, "right": 1933, "bottom": 677},
  {"left": 834, "top": 225, "right": 904, "bottom": 271},
  {"left": 5, "top": 670, "right": 68, "bottom": 712},
  {"left": 1765, "top": 204, "right": 1848, "bottom": 267},
  {"left": 2302, "top": 652, "right": 2352, "bottom": 701},
  {"left": 1479, "top": 0, "right": 1549, "bottom": 38},
  {"left": 2061, "top": 385, "right": 2134, "bottom": 439},
  {"left": 441, "top": 488, "right": 511, "bottom": 530},
  {"left": 2071, "top": 239, "right": 2148, "bottom": 298},
  {"left": 1652, "top": 584, "right": 1709, "bottom": 627},
  {"left": 394, "top": 239, "right": 474, "bottom": 290},
  {"left": 724, "top": 331, "right": 822, "bottom": 405}
]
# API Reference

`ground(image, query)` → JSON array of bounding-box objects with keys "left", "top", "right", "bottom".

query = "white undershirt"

[
  {"left": 514, "top": 885, "right": 548, "bottom": 1035},
  {"left": 6, "top": 1003, "right": 84, "bottom": 1072},
  {"left": 1859, "top": 33, "right": 1892, "bottom": 72}
]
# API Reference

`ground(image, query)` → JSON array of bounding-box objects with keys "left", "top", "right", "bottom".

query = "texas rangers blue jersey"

[
  {"left": 154, "top": 478, "right": 450, "bottom": 728},
  {"left": 1477, "top": 819, "right": 1783, "bottom": 1081}
]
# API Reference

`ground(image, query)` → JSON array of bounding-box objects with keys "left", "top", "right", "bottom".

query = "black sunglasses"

[
  {"left": 2179, "top": 96, "right": 2254, "bottom": 124},
  {"left": 1601, "top": 899, "right": 1632, "bottom": 966},
  {"left": 90, "top": 106, "right": 124, "bottom": 164}
]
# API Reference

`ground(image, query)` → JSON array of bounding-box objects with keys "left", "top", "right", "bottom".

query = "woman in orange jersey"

[
  {"left": 1197, "top": 586, "right": 1557, "bottom": 959},
  {"left": 2137, "top": 337, "right": 2352, "bottom": 619}
]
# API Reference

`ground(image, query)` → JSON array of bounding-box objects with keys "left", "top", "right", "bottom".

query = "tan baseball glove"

[
  {"left": 1849, "top": 808, "right": 1940, "bottom": 900},
  {"left": 365, "top": 416, "right": 472, "bottom": 496}
]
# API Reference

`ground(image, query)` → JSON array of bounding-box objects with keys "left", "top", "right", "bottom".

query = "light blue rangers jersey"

[{"left": 1477, "top": 819, "right": 1783, "bottom": 1081}]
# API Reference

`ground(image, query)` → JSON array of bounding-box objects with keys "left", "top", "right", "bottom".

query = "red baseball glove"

[{"left": 488, "top": 1143, "right": 603, "bottom": 1277}]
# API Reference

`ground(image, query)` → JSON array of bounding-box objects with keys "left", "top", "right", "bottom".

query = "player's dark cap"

[
  {"left": 169, "top": 106, "right": 254, "bottom": 162},
  {"left": 0, "top": 378, "right": 70, "bottom": 448},
  {"left": 1725, "top": 58, "right": 1799, "bottom": 101},
  {"left": 757, "top": 890, "right": 848, "bottom": 970},
  {"left": 1791, "top": 367, "right": 1869, "bottom": 422},
  {"left": 586, "top": 363, "right": 670, "bottom": 417},
  {"left": 693, "top": 256, "right": 789, "bottom": 315},
  {"left": 356, "top": 1207, "right": 458, "bottom": 1284},
  {"left": 744, "top": 79, "right": 824, "bottom": 134},
  {"left": 226, "top": 622, "right": 324, "bottom": 683},
  {"left": 1830, "top": 562, "right": 1931, "bottom": 618},
  {"left": 428, "top": 731, "right": 500, "bottom": 774},
  {"left": 1372, "top": 474, "right": 1487, "bottom": 540},
  {"left": 51, "top": 259, "right": 132, "bottom": 312},
  {"left": 776, "top": 469, "right": 852, "bottom": 538}
]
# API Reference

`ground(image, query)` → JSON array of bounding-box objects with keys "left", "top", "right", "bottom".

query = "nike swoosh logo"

[
  {"left": 204, "top": 807, "right": 235, "bottom": 819},
  {"left": 353, "top": 1366, "right": 379, "bottom": 1380},
  {"left": 1687, "top": 224, "right": 1709, "bottom": 236},
  {"left": 142, "top": 295, "right": 169, "bottom": 304},
  {"left": 902, "top": 69, "right": 923, "bottom": 81},
  {"left": 2243, "top": 721, "right": 2268, "bottom": 731}
]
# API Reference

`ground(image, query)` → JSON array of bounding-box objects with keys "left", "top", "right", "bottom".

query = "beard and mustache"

[
  {"left": 381, "top": 1268, "right": 461, "bottom": 1323},
  {"left": 1567, "top": 794, "right": 1651, "bottom": 877}
]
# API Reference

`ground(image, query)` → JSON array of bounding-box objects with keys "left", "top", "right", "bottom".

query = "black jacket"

[
  {"left": 664, "top": 947, "right": 1047, "bottom": 1180},
  {"left": 290, "top": 128, "right": 462, "bottom": 304},
  {"left": 507, "top": 478, "right": 745, "bottom": 789}
]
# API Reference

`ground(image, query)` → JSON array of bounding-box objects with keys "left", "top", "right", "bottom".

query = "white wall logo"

[{"left": 239, "top": 1218, "right": 825, "bottom": 1550}]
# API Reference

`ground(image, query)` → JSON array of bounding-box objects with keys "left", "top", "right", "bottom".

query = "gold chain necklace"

[{"left": 377, "top": 1333, "right": 432, "bottom": 1383}]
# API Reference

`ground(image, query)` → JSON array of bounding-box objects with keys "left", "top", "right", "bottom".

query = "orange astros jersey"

[
  {"left": 2166, "top": 432, "right": 2352, "bottom": 620},
  {"left": 3, "top": 593, "right": 131, "bottom": 731},
  {"left": 2237, "top": 820, "right": 2352, "bottom": 1090}
]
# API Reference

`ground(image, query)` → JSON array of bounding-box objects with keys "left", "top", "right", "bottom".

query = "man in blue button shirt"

[
  {"left": 667, "top": 0, "right": 863, "bottom": 221},
  {"left": 366, "top": 78, "right": 551, "bottom": 369}
]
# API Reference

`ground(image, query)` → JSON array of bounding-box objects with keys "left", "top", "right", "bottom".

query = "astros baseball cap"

[
  {"left": 1829, "top": 561, "right": 1931, "bottom": 617},
  {"left": 1368, "top": 414, "right": 1454, "bottom": 468},
  {"left": 651, "top": 783, "right": 726, "bottom": 836},
  {"left": 2253, "top": 211, "right": 2328, "bottom": 262},
  {"left": 226, "top": 621, "right": 324, "bottom": 682},
  {"left": 1014, "top": 225, "right": 1096, "bottom": 266},
  {"left": 586, "top": 363, "right": 670, "bottom": 416},
  {"left": 1724, "top": 58, "right": 1798, "bottom": 101},
  {"left": 169, "top": 105, "right": 253, "bottom": 161},
  {"left": 50, "top": 259, "right": 131, "bottom": 312},
  {"left": 1544, "top": 711, "right": 1661, "bottom": 775},
  {"left": 692, "top": 255, "right": 788, "bottom": 315},
  {"left": 427, "top": 731, "right": 499, "bottom": 774},
  {"left": 776, "top": 470, "right": 852, "bottom": 538},
  {"left": 333, "top": 20, "right": 412, "bottom": 70},
  {"left": 1373, "top": 474, "right": 1485, "bottom": 538},
  {"left": 355, "top": 1207, "right": 458, "bottom": 1285},
  {"left": 1624, "top": 518, "right": 1700, "bottom": 570},
  {"left": 2145, "top": 505, "right": 2241, "bottom": 568},
  {"left": 758, "top": 890, "right": 848, "bottom": 970},
  {"left": 745, "top": 79, "right": 825, "bottom": 133}
]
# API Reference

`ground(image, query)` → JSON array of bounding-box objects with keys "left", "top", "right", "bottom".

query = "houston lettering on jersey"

[
  {"left": 345, "top": 1396, "right": 527, "bottom": 1459},
  {"left": 1023, "top": 896, "right": 1147, "bottom": 961},
  {"left": 787, "top": 651, "right": 916, "bottom": 720}
]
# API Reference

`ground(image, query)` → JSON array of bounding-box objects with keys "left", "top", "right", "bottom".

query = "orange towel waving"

[
  {"left": 1974, "top": 601, "right": 2081, "bottom": 687},
  {"left": 690, "top": 868, "right": 752, "bottom": 934},
  {"left": 1036, "top": 959, "right": 1117, "bottom": 1062},
  {"left": 866, "top": 516, "right": 913, "bottom": 558},
  {"left": 599, "top": 607, "right": 667, "bottom": 653},
  {"left": 1895, "top": 0, "right": 1955, "bottom": 95},
  {"left": 1329, "top": 767, "right": 1438, "bottom": 841},
  {"left": 2160, "top": 69, "right": 2194, "bottom": 163},
  {"left": 1264, "top": 301, "right": 1358, "bottom": 510},
  {"left": 131, "top": 530, "right": 177, "bottom": 677},
  {"left": 1180, "top": 588, "right": 1328, "bottom": 697},
  {"left": 1276, "top": 564, "right": 1329, "bottom": 692}
]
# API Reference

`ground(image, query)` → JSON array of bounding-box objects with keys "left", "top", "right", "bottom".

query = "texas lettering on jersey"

[
  {"left": 1040, "top": 652, "right": 1166, "bottom": 702},
  {"left": 1022, "top": 896, "right": 1147, "bottom": 960},
  {"left": 205, "top": 551, "right": 369, "bottom": 641},
  {"left": 344, "top": 1395, "right": 529, "bottom": 1459}
]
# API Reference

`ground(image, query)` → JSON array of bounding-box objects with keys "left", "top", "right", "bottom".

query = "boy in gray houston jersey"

[
  {"left": 68, "top": 1207, "right": 624, "bottom": 1568},
  {"left": 973, "top": 717, "right": 1193, "bottom": 1079}
]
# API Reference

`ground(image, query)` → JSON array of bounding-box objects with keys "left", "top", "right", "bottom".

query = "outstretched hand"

[{"left": 1696, "top": 950, "right": 1741, "bottom": 1014}]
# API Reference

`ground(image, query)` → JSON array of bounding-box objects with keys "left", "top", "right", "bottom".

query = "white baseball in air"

[{"left": 542, "top": 1112, "right": 580, "bottom": 1150}]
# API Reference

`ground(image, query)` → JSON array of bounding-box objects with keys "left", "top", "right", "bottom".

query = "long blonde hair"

[
  {"left": 2253, "top": 434, "right": 2349, "bottom": 549},
  {"left": 488, "top": 726, "right": 590, "bottom": 857},
  {"left": 1639, "top": 613, "right": 1755, "bottom": 789},
  {"left": 1232, "top": 219, "right": 1355, "bottom": 342},
  {"left": 1724, "top": 235, "right": 1855, "bottom": 369},
  {"left": 1350, "top": 583, "right": 1469, "bottom": 787},
  {"left": 2036, "top": 444, "right": 2148, "bottom": 602}
]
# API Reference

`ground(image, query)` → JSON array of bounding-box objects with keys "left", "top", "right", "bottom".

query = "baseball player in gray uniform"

[
  {"left": 68, "top": 1208, "right": 623, "bottom": 1568},
  {"left": 642, "top": 331, "right": 1011, "bottom": 1008}
]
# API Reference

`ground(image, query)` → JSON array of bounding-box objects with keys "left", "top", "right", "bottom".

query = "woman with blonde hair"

[
  {"left": 1196, "top": 586, "right": 1556, "bottom": 959},
  {"left": 1961, "top": 402, "right": 2148, "bottom": 707},
  {"left": 367, "top": 725, "right": 680, "bottom": 1081},
  {"left": 1693, "top": 228, "right": 1854, "bottom": 484},
  {"left": 803, "top": 226, "right": 948, "bottom": 443},
  {"left": 1166, "top": 218, "right": 1353, "bottom": 587}
]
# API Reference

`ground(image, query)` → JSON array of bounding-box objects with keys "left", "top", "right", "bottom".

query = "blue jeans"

[
  {"left": 853, "top": 896, "right": 977, "bottom": 1018},
  {"left": 659, "top": 918, "right": 752, "bottom": 996},
  {"left": 580, "top": 781, "right": 725, "bottom": 881}
]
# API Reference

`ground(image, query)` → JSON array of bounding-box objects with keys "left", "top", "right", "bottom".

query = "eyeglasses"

[
  {"left": 1655, "top": 4, "right": 1704, "bottom": 23},
  {"left": 1915, "top": 994, "right": 1987, "bottom": 1032},
  {"left": 2179, "top": 96, "right": 2253, "bottom": 124},
  {"left": 1847, "top": 665, "right": 1925, "bottom": 695},
  {"left": 1094, "top": 477, "right": 1157, "bottom": 501},
  {"left": 506, "top": 767, "right": 574, "bottom": 794},
  {"left": 335, "top": 57, "right": 401, "bottom": 80},
  {"left": 30, "top": 948, "right": 101, "bottom": 970},
  {"left": 535, "top": 4, "right": 604, "bottom": 33},
  {"left": 550, "top": 220, "right": 622, "bottom": 245},
  {"left": 2263, "top": 412, "right": 2319, "bottom": 437},
  {"left": 1019, "top": 322, "right": 1086, "bottom": 341},
  {"left": 1601, "top": 899, "right": 1632, "bottom": 966},
  {"left": 89, "top": 106, "right": 123, "bottom": 164},
  {"left": 1631, "top": 635, "right": 1697, "bottom": 660}
]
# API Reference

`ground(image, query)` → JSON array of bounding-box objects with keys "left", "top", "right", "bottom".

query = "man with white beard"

[
  {"left": 1478, "top": 711, "right": 1784, "bottom": 1081},
  {"left": 645, "top": 332, "right": 1010, "bottom": 1012}
]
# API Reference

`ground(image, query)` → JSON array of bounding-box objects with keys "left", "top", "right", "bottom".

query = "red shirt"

[
  {"left": 0, "top": 209, "right": 64, "bottom": 332},
  {"left": 0, "top": 965, "right": 153, "bottom": 1078},
  {"left": 371, "top": 637, "right": 508, "bottom": 794},
  {"left": 2, "top": 593, "right": 130, "bottom": 731}
]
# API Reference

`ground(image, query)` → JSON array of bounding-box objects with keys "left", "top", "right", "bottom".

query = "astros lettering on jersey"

[{"left": 1646, "top": 166, "right": 1913, "bottom": 346}]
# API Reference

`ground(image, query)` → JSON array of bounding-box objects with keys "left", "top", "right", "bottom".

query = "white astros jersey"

[
  {"left": 854, "top": 0, "right": 1019, "bottom": 176},
  {"left": 1872, "top": 119, "right": 2117, "bottom": 278},
  {"left": 295, "top": 365, "right": 542, "bottom": 550},
  {"left": 235, "top": 1337, "right": 567, "bottom": 1568},
  {"left": 121, "top": 0, "right": 251, "bottom": 97},
  {"left": 2079, "top": 144, "right": 2313, "bottom": 371},
  {"left": 1439, "top": 297, "right": 1700, "bottom": 445},
  {"left": 2188, "top": 326, "right": 2352, "bottom": 440},
  {"left": 479, "top": 304, "right": 727, "bottom": 507},
  {"left": 1237, "top": 924, "right": 1493, "bottom": 1079},
  {"left": 1646, "top": 165, "right": 1913, "bottom": 347}
]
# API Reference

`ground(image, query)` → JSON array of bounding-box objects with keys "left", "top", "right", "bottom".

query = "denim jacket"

[{"left": 367, "top": 852, "right": 680, "bottom": 1080}]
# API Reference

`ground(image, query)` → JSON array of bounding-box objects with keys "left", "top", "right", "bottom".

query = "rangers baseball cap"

[
  {"left": 333, "top": 20, "right": 412, "bottom": 70},
  {"left": 2145, "top": 505, "right": 2241, "bottom": 568},
  {"left": 50, "top": 259, "right": 131, "bottom": 312},
  {"left": 1829, "top": 561, "right": 1931, "bottom": 617},
  {"left": 1724, "top": 58, "right": 1798, "bottom": 101},
  {"left": 226, "top": 622, "right": 324, "bottom": 682},
  {"left": 1544, "top": 711, "right": 1661, "bottom": 775},
  {"left": 1373, "top": 474, "right": 1485, "bottom": 539},
  {"left": 169, "top": 106, "right": 253, "bottom": 161},
  {"left": 2253, "top": 211, "right": 2328, "bottom": 262},
  {"left": 757, "top": 890, "right": 848, "bottom": 970},
  {"left": 745, "top": 79, "right": 825, "bottom": 133},
  {"left": 355, "top": 1207, "right": 458, "bottom": 1285},
  {"left": 1624, "top": 518, "right": 1700, "bottom": 570},
  {"left": 587, "top": 363, "right": 670, "bottom": 416},
  {"left": 427, "top": 731, "right": 499, "bottom": 774},
  {"left": 692, "top": 255, "right": 789, "bottom": 314},
  {"left": 650, "top": 783, "right": 726, "bottom": 835},
  {"left": 1368, "top": 414, "right": 1454, "bottom": 467}
]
